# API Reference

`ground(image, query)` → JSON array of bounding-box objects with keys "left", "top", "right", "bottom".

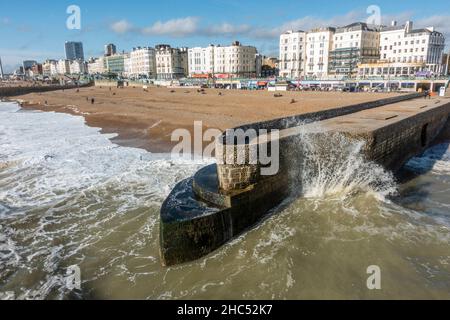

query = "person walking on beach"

[{"left": 91, "top": 98, "right": 95, "bottom": 104}]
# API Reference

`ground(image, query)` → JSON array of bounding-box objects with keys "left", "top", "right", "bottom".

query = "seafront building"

[
  {"left": 42, "top": 60, "right": 58, "bottom": 77},
  {"left": 213, "top": 41, "right": 258, "bottom": 78},
  {"left": 280, "top": 20, "right": 446, "bottom": 79},
  {"left": 65, "top": 41, "right": 85, "bottom": 61},
  {"left": 358, "top": 21, "right": 446, "bottom": 77},
  {"left": 304, "top": 27, "right": 335, "bottom": 78},
  {"left": 155, "top": 44, "right": 188, "bottom": 80},
  {"left": 30, "top": 63, "right": 43, "bottom": 76},
  {"left": 128, "top": 47, "right": 157, "bottom": 79},
  {"left": 23, "top": 60, "right": 38, "bottom": 71},
  {"left": 104, "top": 53, "right": 129, "bottom": 76},
  {"left": 279, "top": 30, "right": 307, "bottom": 78},
  {"left": 57, "top": 59, "right": 71, "bottom": 75},
  {"left": 105, "top": 43, "right": 117, "bottom": 57},
  {"left": 188, "top": 41, "right": 259, "bottom": 78},
  {"left": 329, "top": 22, "right": 380, "bottom": 77},
  {"left": 16, "top": 20, "right": 447, "bottom": 81},
  {"left": 188, "top": 45, "right": 215, "bottom": 77},
  {"left": 87, "top": 57, "right": 105, "bottom": 75},
  {"left": 260, "top": 56, "right": 279, "bottom": 77},
  {"left": 69, "top": 60, "right": 88, "bottom": 75}
]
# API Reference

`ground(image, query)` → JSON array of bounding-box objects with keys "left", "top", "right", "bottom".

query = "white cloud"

[
  {"left": 142, "top": 17, "right": 199, "bottom": 36},
  {"left": 110, "top": 19, "right": 133, "bottom": 34},
  {"left": 108, "top": 11, "right": 450, "bottom": 51},
  {"left": 416, "top": 15, "right": 450, "bottom": 39},
  {"left": 204, "top": 23, "right": 252, "bottom": 36}
]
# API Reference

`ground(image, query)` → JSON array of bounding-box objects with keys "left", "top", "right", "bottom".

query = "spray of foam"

[
  {"left": 287, "top": 127, "right": 398, "bottom": 200},
  {"left": 405, "top": 143, "right": 450, "bottom": 175}
]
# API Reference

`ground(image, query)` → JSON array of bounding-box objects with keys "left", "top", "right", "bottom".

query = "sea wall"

[
  {"left": 160, "top": 95, "right": 450, "bottom": 266},
  {"left": 0, "top": 83, "right": 92, "bottom": 98},
  {"left": 232, "top": 92, "right": 424, "bottom": 133},
  {"left": 216, "top": 92, "right": 426, "bottom": 192},
  {"left": 365, "top": 103, "right": 450, "bottom": 171}
]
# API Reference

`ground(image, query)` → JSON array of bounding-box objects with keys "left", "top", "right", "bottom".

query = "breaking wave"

[
  {"left": 288, "top": 128, "right": 397, "bottom": 200},
  {"left": 1, "top": 101, "right": 449, "bottom": 300},
  {"left": 404, "top": 143, "right": 450, "bottom": 175},
  {"left": 0, "top": 102, "right": 213, "bottom": 299}
]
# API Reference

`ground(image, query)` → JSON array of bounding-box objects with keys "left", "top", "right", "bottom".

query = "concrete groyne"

[
  {"left": 160, "top": 93, "right": 450, "bottom": 266},
  {"left": 0, "top": 83, "right": 93, "bottom": 98}
]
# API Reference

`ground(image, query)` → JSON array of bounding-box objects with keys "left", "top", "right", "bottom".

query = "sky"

[{"left": 1, "top": 0, "right": 450, "bottom": 72}]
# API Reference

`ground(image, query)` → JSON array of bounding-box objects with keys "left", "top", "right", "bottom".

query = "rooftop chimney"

[{"left": 406, "top": 21, "right": 413, "bottom": 33}]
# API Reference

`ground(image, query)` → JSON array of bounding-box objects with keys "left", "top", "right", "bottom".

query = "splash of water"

[
  {"left": 288, "top": 128, "right": 398, "bottom": 200},
  {"left": 404, "top": 143, "right": 450, "bottom": 175},
  {"left": 0, "top": 102, "right": 213, "bottom": 299}
]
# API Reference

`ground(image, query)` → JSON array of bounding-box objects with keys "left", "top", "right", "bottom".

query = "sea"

[{"left": 0, "top": 101, "right": 449, "bottom": 299}]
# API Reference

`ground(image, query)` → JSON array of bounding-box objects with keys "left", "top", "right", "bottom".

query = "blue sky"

[{"left": 1, "top": 0, "right": 449, "bottom": 72}]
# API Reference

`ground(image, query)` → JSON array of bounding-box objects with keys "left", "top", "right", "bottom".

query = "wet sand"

[{"left": 14, "top": 86, "right": 401, "bottom": 153}]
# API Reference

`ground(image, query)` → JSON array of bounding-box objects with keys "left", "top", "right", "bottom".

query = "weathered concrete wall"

[
  {"left": 0, "top": 83, "right": 92, "bottom": 98},
  {"left": 161, "top": 166, "right": 288, "bottom": 266},
  {"left": 437, "top": 117, "right": 450, "bottom": 141},
  {"left": 216, "top": 96, "right": 450, "bottom": 193},
  {"left": 160, "top": 96, "right": 450, "bottom": 266},
  {"left": 232, "top": 92, "right": 424, "bottom": 133},
  {"left": 365, "top": 105, "right": 450, "bottom": 171}
]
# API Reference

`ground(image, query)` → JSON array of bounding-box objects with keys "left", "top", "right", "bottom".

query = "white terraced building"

[
  {"left": 155, "top": 45, "right": 188, "bottom": 80},
  {"left": 87, "top": 57, "right": 105, "bottom": 74},
  {"left": 279, "top": 30, "right": 307, "bottom": 79},
  {"left": 187, "top": 41, "right": 259, "bottom": 78},
  {"left": 188, "top": 45, "right": 215, "bottom": 76},
  {"left": 57, "top": 59, "right": 71, "bottom": 75},
  {"left": 329, "top": 22, "right": 380, "bottom": 77},
  {"left": 213, "top": 41, "right": 258, "bottom": 77},
  {"left": 69, "top": 60, "right": 88, "bottom": 74},
  {"left": 359, "top": 21, "right": 446, "bottom": 77},
  {"left": 42, "top": 60, "right": 58, "bottom": 77},
  {"left": 128, "top": 47, "right": 156, "bottom": 79},
  {"left": 305, "top": 27, "right": 336, "bottom": 78}
]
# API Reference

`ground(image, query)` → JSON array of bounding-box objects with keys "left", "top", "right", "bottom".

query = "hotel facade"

[
  {"left": 128, "top": 47, "right": 157, "bottom": 79},
  {"left": 188, "top": 41, "right": 259, "bottom": 78},
  {"left": 279, "top": 30, "right": 306, "bottom": 78},
  {"left": 155, "top": 45, "right": 188, "bottom": 80},
  {"left": 188, "top": 45, "right": 215, "bottom": 76},
  {"left": 279, "top": 20, "right": 446, "bottom": 79},
  {"left": 305, "top": 27, "right": 335, "bottom": 78},
  {"left": 329, "top": 22, "right": 380, "bottom": 77},
  {"left": 358, "top": 21, "right": 446, "bottom": 78}
]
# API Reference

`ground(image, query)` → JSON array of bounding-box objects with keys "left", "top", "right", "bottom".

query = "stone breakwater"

[
  {"left": 160, "top": 93, "right": 450, "bottom": 266},
  {"left": 0, "top": 83, "right": 93, "bottom": 98}
]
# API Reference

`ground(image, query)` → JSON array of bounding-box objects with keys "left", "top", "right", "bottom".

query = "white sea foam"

[
  {"left": 0, "top": 102, "right": 213, "bottom": 299},
  {"left": 0, "top": 102, "right": 213, "bottom": 212},
  {"left": 405, "top": 143, "right": 450, "bottom": 175}
]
